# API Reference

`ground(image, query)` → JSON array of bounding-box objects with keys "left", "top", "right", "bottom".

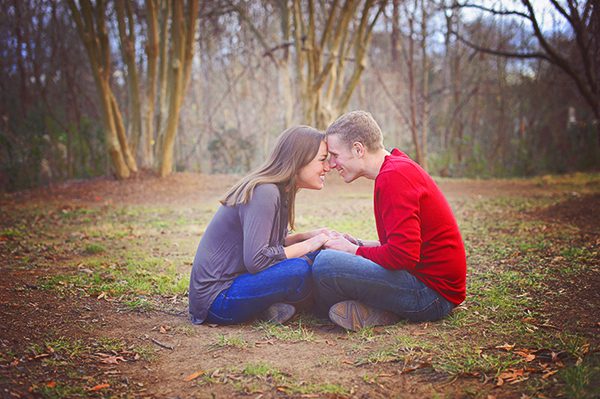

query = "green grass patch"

[
  {"left": 123, "top": 297, "right": 154, "bottom": 312},
  {"left": 355, "top": 347, "right": 403, "bottom": 366},
  {"left": 43, "top": 337, "right": 86, "bottom": 358},
  {"left": 559, "top": 354, "right": 600, "bottom": 399},
  {"left": 0, "top": 227, "right": 25, "bottom": 239},
  {"left": 235, "top": 362, "right": 349, "bottom": 396},
  {"left": 132, "top": 344, "right": 157, "bottom": 361},
  {"left": 31, "top": 382, "right": 88, "bottom": 398},
  {"left": 41, "top": 253, "right": 190, "bottom": 301},
  {"left": 211, "top": 334, "right": 249, "bottom": 349},
  {"left": 84, "top": 243, "right": 106, "bottom": 255},
  {"left": 254, "top": 320, "right": 315, "bottom": 342},
  {"left": 94, "top": 337, "right": 125, "bottom": 352},
  {"left": 433, "top": 342, "right": 521, "bottom": 376}
]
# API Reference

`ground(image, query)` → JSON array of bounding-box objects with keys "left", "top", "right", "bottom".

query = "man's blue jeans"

[
  {"left": 206, "top": 257, "right": 313, "bottom": 325},
  {"left": 312, "top": 250, "right": 454, "bottom": 322}
]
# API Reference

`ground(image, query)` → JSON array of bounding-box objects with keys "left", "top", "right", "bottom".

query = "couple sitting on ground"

[{"left": 188, "top": 111, "right": 466, "bottom": 331}]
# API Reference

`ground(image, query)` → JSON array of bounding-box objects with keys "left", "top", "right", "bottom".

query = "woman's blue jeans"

[
  {"left": 312, "top": 250, "right": 454, "bottom": 322},
  {"left": 206, "top": 257, "right": 314, "bottom": 325}
]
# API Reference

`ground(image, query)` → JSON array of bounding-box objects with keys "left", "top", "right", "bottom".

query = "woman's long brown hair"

[{"left": 220, "top": 125, "right": 324, "bottom": 230}]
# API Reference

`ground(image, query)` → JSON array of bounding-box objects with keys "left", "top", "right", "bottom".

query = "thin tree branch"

[
  {"left": 451, "top": 30, "right": 551, "bottom": 60},
  {"left": 453, "top": 2, "right": 530, "bottom": 19}
]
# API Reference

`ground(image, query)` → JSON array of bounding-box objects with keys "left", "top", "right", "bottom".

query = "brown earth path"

[{"left": 1, "top": 172, "right": 598, "bottom": 398}]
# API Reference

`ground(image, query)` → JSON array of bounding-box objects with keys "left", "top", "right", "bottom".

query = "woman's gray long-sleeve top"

[{"left": 188, "top": 183, "right": 289, "bottom": 324}]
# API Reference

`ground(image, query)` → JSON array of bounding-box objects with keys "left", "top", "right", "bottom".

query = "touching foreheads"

[{"left": 325, "top": 110, "right": 384, "bottom": 152}]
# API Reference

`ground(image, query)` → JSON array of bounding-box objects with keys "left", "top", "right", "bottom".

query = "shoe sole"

[
  {"left": 262, "top": 303, "right": 296, "bottom": 324},
  {"left": 328, "top": 300, "right": 399, "bottom": 331}
]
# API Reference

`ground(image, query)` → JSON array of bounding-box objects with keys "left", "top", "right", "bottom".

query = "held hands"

[
  {"left": 306, "top": 228, "right": 343, "bottom": 252},
  {"left": 305, "top": 228, "right": 359, "bottom": 254},
  {"left": 324, "top": 235, "right": 359, "bottom": 254},
  {"left": 342, "top": 233, "right": 360, "bottom": 245},
  {"left": 307, "top": 232, "right": 331, "bottom": 252},
  {"left": 308, "top": 228, "right": 338, "bottom": 239}
]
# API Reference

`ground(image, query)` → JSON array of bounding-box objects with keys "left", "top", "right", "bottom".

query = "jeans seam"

[{"left": 318, "top": 272, "right": 425, "bottom": 296}]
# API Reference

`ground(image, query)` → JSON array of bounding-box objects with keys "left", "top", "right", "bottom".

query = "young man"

[{"left": 313, "top": 110, "right": 466, "bottom": 331}]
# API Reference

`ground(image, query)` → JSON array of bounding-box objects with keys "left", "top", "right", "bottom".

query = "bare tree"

[
  {"left": 67, "top": 0, "right": 199, "bottom": 178},
  {"left": 67, "top": 0, "right": 137, "bottom": 179},
  {"left": 291, "top": 0, "right": 384, "bottom": 128},
  {"left": 452, "top": 0, "right": 599, "bottom": 143}
]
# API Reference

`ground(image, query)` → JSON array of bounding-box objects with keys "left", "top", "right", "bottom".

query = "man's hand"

[
  {"left": 308, "top": 228, "right": 342, "bottom": 239},
  {"left": 324, "top": 236, "right": 359, "bottom": 254},
  {"left": 342, "top": 233, "right": 360, "bottom": 245}
]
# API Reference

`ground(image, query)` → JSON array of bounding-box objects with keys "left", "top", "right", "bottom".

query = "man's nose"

[{"left": 328, "top": 158, "right": 336, "bottom": 168}]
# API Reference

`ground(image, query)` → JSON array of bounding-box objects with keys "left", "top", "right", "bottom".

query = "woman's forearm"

[
  {"left": 284, "top": 232, "right": 308, "bottom": 246},
  {"left": 284, "top": 233, "right": 328, "bottom": 259}
]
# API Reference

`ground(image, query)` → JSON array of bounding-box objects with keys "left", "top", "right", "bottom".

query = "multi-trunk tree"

[
  {"left": 232, "top": 0, "right": 384, "bottom": 129},
  {"left": 67, "top": 0, "right": 199, "bottom": 178},
  {"left": 291, "top": 0, "right": 384, "bottom": 128}
]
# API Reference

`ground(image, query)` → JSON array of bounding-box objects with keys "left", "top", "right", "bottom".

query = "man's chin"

[{"left": 343, "top": 174, "right": 358, "bottom": 183}]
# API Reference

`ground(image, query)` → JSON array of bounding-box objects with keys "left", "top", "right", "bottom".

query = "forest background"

[{"left": 0, "top": 0, "right": 598, "bottom": 191}]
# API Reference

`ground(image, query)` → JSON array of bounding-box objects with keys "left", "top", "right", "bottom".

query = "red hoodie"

[{"left": 356, "top": 149, "right": 466, "bottom": 305}]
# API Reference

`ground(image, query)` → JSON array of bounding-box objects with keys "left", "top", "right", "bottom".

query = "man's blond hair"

[{"left": 325, "top": 110, "right": 384, "bottom": 152}]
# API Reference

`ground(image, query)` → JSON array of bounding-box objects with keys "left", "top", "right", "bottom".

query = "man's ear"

[{"left": 352, "top": 142, "right": 365, "bottom": 158}]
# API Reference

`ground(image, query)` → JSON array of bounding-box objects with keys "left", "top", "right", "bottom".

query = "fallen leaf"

[
  {"left": 515, "top": 350, "right": 536, "bottom": 362},
  {"left": 525, "top": 354, "right": 536, "bottom": 362},
  {"left": 99, "top": 355, "right": 125, "bottom": 365},
  {"left": 495, "top": 343, "right": 515, "bottom": 351},
  {"left": 542, "top": 370, "right": 559, "bottom": 379},
  {"left": 46, "top": 381, "right": 56, "bottom": 388},
  {"left": 89, "top": 383, "right": 110, "bottom": 391},
  {"left": 497, "top": 368, "right": 527, "bottom": 385},
  {"left": 582, "top": 344, "right": 590, "bottom": 356},
  {"left": 97, "top": 292, "right": 106, "bottom": 300},
  {"left": 184, "top": 370, "right": 204, "bottom": 382}
]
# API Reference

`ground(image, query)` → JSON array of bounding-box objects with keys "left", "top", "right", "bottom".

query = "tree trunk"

[
  {"left": 116, "top": 0, "right": 143, "bottom": 156},
  {"left": 420, "top": 0, "right": 429, "bottom": 171},
  {"left": 66, "top": 0, "right": 136, "bottom": 179},
  {"left": 391, "top": 0, "right": 400, "bottom": 64},
  {"left": 144, "top": 0, "right": 159, "bottom": 168},
  {"left": 407, "top": 9, "right": 423, "bottom": 165},
  {"left": 291, "top": 0, "right": 382, "bottom": 128},
  {"left": 155, "top": 0, "right": 171, "bottom": 161},
  {"left": 159, "top": 0, "right": 199, "bottom": 177}
]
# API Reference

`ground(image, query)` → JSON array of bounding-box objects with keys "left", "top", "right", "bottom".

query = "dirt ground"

[{"left": 0, "top": 172, "right": 598, "bottom": 398}]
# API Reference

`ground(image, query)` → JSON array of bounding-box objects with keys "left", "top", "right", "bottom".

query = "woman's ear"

[{"left": 352, "top": 142, "right": 365, "bottom": 158}]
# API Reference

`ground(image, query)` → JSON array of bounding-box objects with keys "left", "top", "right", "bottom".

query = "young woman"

[{"left": 189, "top": 126, "right": 332, "bottom": 325}]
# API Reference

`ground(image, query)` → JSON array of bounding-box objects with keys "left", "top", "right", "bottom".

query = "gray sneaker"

[
  {"left": 260, "top": 303, "right": 296, "bottom": 324},
  {"left": 328, "top": 300, "right": 400, "bottom": 331}
]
